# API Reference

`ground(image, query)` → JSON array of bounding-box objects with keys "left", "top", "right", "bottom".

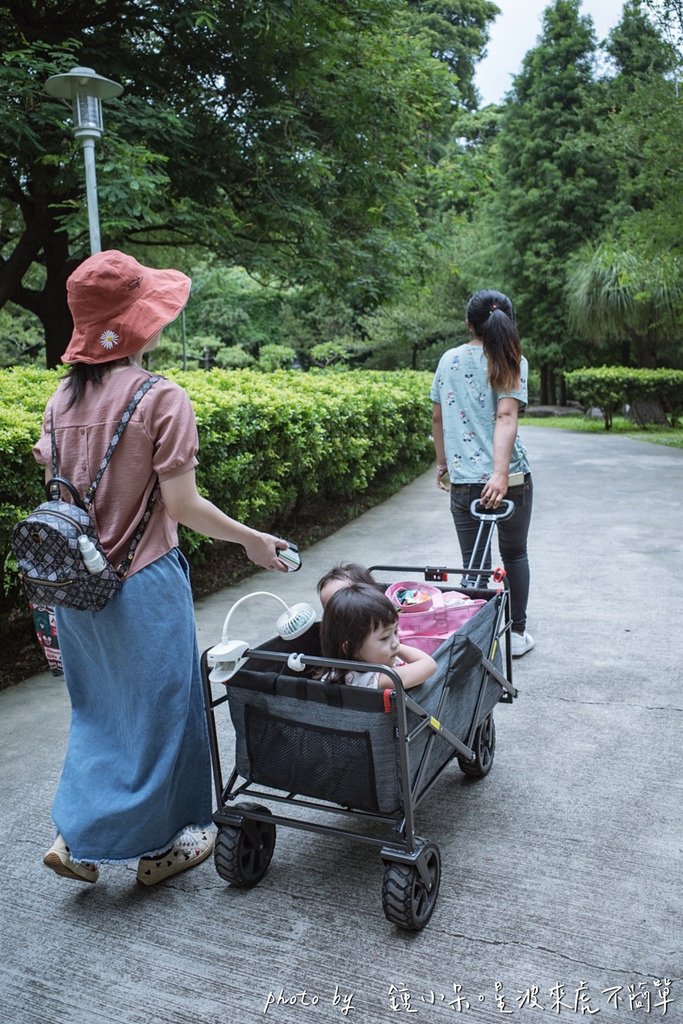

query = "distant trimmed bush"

[{"left": 564, "top": 367, "right": 683, "bottom": 429}]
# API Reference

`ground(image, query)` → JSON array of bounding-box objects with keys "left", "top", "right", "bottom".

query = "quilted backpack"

[{"left": 12, "top": 375, "right": 160, "bottom": 612}]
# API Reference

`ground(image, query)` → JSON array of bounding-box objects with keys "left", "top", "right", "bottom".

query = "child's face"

[{"left": 357, "top": 620, "right": 400, "bottom": 666}]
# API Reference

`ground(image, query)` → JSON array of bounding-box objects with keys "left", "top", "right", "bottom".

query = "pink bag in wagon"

[{"left": 385, "top": 582, "right": 487, "bottom": 655}]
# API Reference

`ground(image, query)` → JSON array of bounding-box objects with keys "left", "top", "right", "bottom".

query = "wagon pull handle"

[{"left": 468, "top": 498, "right": 515, "bottom": 522}]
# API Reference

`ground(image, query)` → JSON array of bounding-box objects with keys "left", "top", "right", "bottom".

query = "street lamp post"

[{"left": 45, "top": 66, "right": 123, "bottom": 254}]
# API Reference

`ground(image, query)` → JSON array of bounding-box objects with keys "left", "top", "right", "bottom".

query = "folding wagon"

[{"left": 201, "top": 530, "right": 518, "bottom": 931}]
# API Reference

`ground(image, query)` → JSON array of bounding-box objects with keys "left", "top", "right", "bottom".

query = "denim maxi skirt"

[{"left": 52, "top": 548, "right": 213, "bottom": 864}]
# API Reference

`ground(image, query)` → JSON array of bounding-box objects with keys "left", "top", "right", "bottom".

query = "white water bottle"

[{"left": 78, "top": 535, "right": 107, "bottom": 574}]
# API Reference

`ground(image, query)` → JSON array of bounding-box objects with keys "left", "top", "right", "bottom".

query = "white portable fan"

[{"left": 206, "top": 590, "right": 317, "bottom": 683}]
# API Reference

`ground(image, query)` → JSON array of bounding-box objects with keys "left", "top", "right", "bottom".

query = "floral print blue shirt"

[{"left": 430, "top": 343, "right": 530, "bottom": 485}]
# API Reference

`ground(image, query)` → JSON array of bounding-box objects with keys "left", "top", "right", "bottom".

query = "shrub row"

[
  {"left": 564, "top": 366, "right": 683, "bottom": 429},
  {"left": 0, "top": 366, "right": 434, "bottom": 617}
]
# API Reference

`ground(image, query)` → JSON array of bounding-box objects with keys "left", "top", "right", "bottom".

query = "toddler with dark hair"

[
  {"left": 317, "top": 562, "right": 381, "bottom": 607},
  {"left": 320, "top": 584, "right": 436, "bottom": 691}
]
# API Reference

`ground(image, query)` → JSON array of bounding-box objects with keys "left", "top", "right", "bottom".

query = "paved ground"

[{"left": 0, "top": 426, "right": 681, "bottom": 1024}]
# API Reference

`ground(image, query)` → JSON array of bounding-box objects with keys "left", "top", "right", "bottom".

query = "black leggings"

[{"left": 449, "top": 475, "right": 533, "bottom": 634}]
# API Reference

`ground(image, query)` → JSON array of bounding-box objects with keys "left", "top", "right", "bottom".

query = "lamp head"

[{"left": 45, "top": 66, "right": 123, "bottom": 139}]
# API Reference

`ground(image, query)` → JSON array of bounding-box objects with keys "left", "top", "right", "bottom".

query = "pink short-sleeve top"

[{"left": 33, "top": 365, "right": 199, "bottom": 577}]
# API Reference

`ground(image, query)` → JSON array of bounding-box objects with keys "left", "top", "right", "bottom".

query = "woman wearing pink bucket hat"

[{"left": 33, "top": 250, "right": 291, "bottom": 886}]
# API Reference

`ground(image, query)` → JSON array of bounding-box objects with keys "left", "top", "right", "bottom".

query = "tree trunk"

[
  {"left": 40, "top": 227, "right": 76, "bottom": 368},
  {"left": 635, "top": 343, "right": 657, "bottom": 369},
  {"left": 540, "top": 364, "right": 557, "bottom": 406},
  {"left": 2, "top": 194, "right": 77, "bottom": 367},
  {"left": 540, "top": 363, "right": 550, "bottom": 405},
  {"left": 628, "top": 400, "right": 667, "bottom": 425},
  {"left": 557, "top": 373, "right": 566, "bottom": 406},
  {"left": 625, "top": 326, "right": 656, "bottom": 369},
  {"left": 42, "top": 287, "right": 74, "bottom": 368}
]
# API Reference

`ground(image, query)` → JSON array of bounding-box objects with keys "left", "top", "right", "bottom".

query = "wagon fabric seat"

[{"left": 224, "top": 593, "right": 504, "bottom": 816}]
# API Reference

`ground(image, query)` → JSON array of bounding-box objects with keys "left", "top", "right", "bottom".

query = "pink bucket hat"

[{"left": 61, "top": 250, "right": 191, "bottom": 364}]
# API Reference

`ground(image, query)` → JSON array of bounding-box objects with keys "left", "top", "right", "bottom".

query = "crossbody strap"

[
  {"left": 50, "top": 409, "right": 59, "bottom": 479},
  {"left": 90, "top": 374, "right": 162, "bottom": 579},
  {"left": 50, "top": 373, "right": 162, "bottom": 580},
  {"left": 83, "top": 374, "right": 161, "bottom": 507},
  {"left": 115, "top": 480, "right": 159, "bottom": 578}
]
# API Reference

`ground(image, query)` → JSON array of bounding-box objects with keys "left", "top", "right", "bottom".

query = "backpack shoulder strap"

[
  {"left": 46, "top": 409, "right": 66, "bottom": 501},
  {"left": 115, "top": 480, "right": 160, "bottom": 579},
  {"left": 49, "top": 408, "right": 59, "bottom": 479},
  {"left": 83, "top": 374, "right": 161, "bottom": 509}
]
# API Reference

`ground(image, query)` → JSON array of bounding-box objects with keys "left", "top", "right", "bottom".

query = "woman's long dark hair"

[
  {"left": 320, "top": 583, "right": 398, "bottom": 681},
  {"left": 466, "top": 289, "right": 521, "bottom": 392},
  {"left": 63, "top": 359, "right": 129, "bottom": 408}
]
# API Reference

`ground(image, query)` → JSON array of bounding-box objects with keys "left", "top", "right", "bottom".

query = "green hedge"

[
  {"left": 0, "top": 366, "right": 434, "bottom": 618},
  {"left": 564, "top": 366, "right": 683, "bottom": 429}
]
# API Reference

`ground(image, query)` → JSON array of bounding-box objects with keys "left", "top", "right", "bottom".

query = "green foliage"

[
  {"left": 0, "top": 1, "right": 497, "bottom": 364},
  {"left": 0, "top": 303, "right": 45, "bottom": 367},
  {"left": 522, "top": 412, "right": 683, "bottom": 448},
  {"left": 0, "top": 366, "right": 434, "bottom": 614},
  {"left": 359, "top": 291, "right": 462, "bottom": 371},
  {"left": 181, "top": 264, "right": 292, "bottom": 354},
  {"left": 214, "top": 346, "right": 256, "bottom": 370},
  {"left": 407, "top": 0, "right": 501, "bottom": 110},
  {"left": 256, "top": 345, "right": 297, "bottom": 372},
  {"left": 149, "top": 253, "right": 467, "bottom": 373},
  {"left": 566, "top": 242, "right": 683, "bottom": 368},
  {"left": 601, "top": 74, "right": 683, "bottom": 257},
  {"left": 565, "top": 365, "right": 683, "bottom": 427},
  {"left": 605, "top": 0, "right": 676, "bottom": 79},
  {"left": 642, "top": 0, "right": 683, "bottom": 63},
  {"left": 483, "top": 0, "right": 618, "bottom": 389},
  {"left": 308, "top": 340, "right": 356, "bottom": 368},
  {"left": 526, "top": 368, "right": 541, "bottom": 404},
  {"left": 425, "top": 107, "right": 503, "bottom": 218}
]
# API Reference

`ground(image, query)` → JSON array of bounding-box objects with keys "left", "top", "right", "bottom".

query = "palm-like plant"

[{"left": 566, "top": 242, "right": 682, "bottom": 368}]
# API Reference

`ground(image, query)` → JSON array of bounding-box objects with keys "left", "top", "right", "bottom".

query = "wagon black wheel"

[
  {"left": 458, "top": 712, "right": 496, "bottom": 778},
  {"left": 381, "top": 845, "right": 441, "bottom": 931},
  {"left": 214, "top": 803, "right": 276, "bottom": 888}
]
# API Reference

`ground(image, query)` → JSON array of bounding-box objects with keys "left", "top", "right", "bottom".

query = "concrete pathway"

[{"left": 0, "top": 426, "right": 681, "bottom": 1024}]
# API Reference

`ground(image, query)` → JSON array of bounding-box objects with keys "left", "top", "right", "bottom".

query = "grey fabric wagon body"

[
  {"left": 201, "top": 563, "right": 517, "bottom": 932},
  {"left": 227, "top": 594, "right": 505, "bottom": 815}
]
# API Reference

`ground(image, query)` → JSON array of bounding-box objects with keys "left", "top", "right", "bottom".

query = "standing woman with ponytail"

[{"left": 430, "top": 289, "right": 534, "bottom": 657}]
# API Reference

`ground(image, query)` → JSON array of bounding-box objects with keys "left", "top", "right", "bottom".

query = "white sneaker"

[
  {"left": 136, "top": 827, "right": 214, "bottom": 886},
  {"left": 510, "top": 631, "right": 534, "bottom": 658},
  {"left": 43, "top": 834, "right": 99, "bottom": 883}
]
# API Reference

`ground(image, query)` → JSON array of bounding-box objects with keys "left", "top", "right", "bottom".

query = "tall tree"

[
  {"left": 483, "top": 0, "right": 618, "bottom": 403},
  {"left": 565, "top": 1, "right": 683, "bottom": 374},
  {"left": 408, "top": 0, "right": 500, "bottom": 109},
  {"left": 1, "top": 1, "right": 494, "bottom": 366},
  {"left": 606, "top": 0, "right": 676, "bottom": 80},
  {"left": 642, "top": 0, "right": 683, "bottom": 76},
  {"left": 601, "top": 2, "right": 682, "bottom": 256}
]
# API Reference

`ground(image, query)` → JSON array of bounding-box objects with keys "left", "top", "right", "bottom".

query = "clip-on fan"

[{"left": 206, "top": 591, "right": 317, "bottom": 683}]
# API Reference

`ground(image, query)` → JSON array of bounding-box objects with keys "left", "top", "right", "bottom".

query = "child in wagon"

[
  {"left": 319, "top": 583, "right": 436, "bottom": 690},
  {"left": 316, "top": 561, "right": 381, "bottom": 607}
]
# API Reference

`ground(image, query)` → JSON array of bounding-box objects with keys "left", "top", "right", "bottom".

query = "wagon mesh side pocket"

[{"left": 245, "top": 705, "right": 379, "bottom": 812}]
